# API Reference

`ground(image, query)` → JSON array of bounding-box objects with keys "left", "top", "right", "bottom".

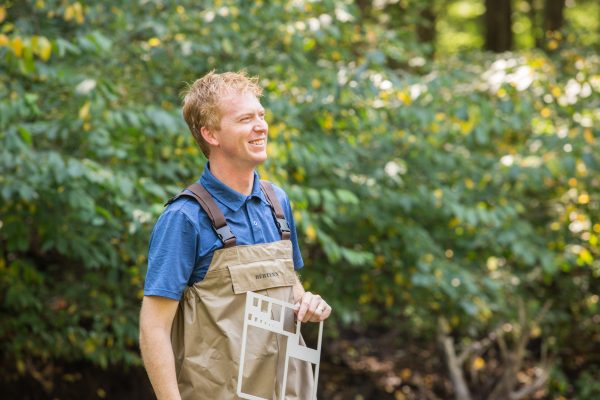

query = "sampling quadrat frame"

[{"left": 236, "top": 291, "right": 323, "bottom": 400}]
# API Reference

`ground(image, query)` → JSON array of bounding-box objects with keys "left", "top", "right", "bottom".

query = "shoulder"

[
  {"left": 263, "top": 180, "right": 289, "bottom": 201},
  {"left": 158, "top": 195, "right": 203, "bottom": 228},
  {"left": 263, "top": 181, "right": 296, "bottom": 213}
]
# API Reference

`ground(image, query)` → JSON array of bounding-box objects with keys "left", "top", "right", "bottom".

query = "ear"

[{"left": 200, "top": 126, "right": 220, "bottom": 147}]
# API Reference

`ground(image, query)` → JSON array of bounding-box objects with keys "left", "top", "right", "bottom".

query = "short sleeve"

[
  {"left": 277, "top": 190, "right": 304, "bottom": 271},
  {"left": 144, "top": 208, "right": 199, "bottom": 300}
]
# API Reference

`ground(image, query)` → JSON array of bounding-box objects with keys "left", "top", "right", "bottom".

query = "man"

[{"left": 139, "top": 71, "right": 331, "bottom": 400}]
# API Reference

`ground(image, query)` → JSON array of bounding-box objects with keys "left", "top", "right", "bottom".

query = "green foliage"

[{"left": 0, "top": 0, "right": 598, "bottom": 397}]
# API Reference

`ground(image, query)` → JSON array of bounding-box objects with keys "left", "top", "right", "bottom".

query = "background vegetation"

[{"left": 1, "top": 0, "right": 598, "bottom": 399}]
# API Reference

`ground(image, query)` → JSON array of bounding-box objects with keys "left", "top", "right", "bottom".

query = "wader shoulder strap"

[
  {"left": 260, "top": 181, "right": 291, "bottom": 240},
  {"left": 166, "top": 183, "right": 237, "bottom": 248}
]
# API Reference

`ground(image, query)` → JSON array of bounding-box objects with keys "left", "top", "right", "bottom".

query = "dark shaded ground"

[
  {"left": 0, "top": 324, "right": 600, "bottom": 400},
  {"left": 2, "top": 329, "right": 448, "bottom": 400},
  {"left": 11, "top": 324, "right": 594, "bottom": 399}
]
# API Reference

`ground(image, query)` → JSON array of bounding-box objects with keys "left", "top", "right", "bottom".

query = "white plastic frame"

[{"left": 237, "top": 291, "right": 323, "bottom": 400}]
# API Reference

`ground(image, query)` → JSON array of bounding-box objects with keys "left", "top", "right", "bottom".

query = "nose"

[{"left": 254, "top": 117, "right": 268, "bottom": 133}]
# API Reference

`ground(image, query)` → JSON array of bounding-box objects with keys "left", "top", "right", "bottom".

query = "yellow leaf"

[
  {"left": 16, "top": 359, "right": 25, "bottom": 374},
  {"left": 64, "top": 4, "right": 74, "bottom": 21},
  {"left": 0, "top": 34, "right": 8, "bottom": 46},
  {"left": 35, "top": 36, "right": 52, "bottom": 61},
  {"left": 459, "top": 119, "right": 474, "bottom": 134},
  {"left": 292, "top": 168, "right": 305, "bottom": 182},
  {"left": 0, "top": 6, "right": 6, "bottom": 23},
  {"left": 11, "top": 36, "right": 23, "bottom": 57},
  {"left": 472, "top": 357, "right": 486, "bottom": 370},
  {"left": 397, "top": 91, "right": 411, "bottom": 105},
  {"left": 2, "top": 22, "right": 14, "bottom": 33},
  {"left": 578, "top": 248, "right": 593, "bottom": 265},
  {"left": 305, "top": 225, "right": 316, "bottom": 241},
  {"left": 530, "top": 57, "right": 545, "bottom": 69},
  {"left": 540, "top": 107, "right": 551, "bottom": 118},
  {"left": 400, "top": 368, "right": 412, "bottom": 380},
  {"left": 464, "top": 178, "right": 475, "bottom": 189},
  {"left": 394, "top": 273, "right": 404, "bottom": 285},
  {"left": 311, "top": 79, "right": 321, "bottom": 89},
  {"left": 176, "top": 5, "right": 185, "bottom": 14},
  {"left": 79, "top": 101, "right": 91, "bottom": 120},
  {"left": 148, "top": 37, "right": 161, "bottom": 47},
  {"left": 83, "top": 338, "right": 96, "bottom": 354},
  {"left": 584, "top": 128, "right": 594, "bottom": 144},
  {"left": 358, "top": 293, "right": 370, "bottom": 304},
  {"left": 323, "top": 114, "right": 333, "bottom": 130},
  {"left": 73, "top": 2, "right": 84, "bottom": 24},
  {"left": 578, "top": 193, "right": 589, "bottom": 204},
  {"left": 385, "top": 293, "right": 394, "bottom": 307},
  {"left": 36, "top": 0, "right": 45, "bottom": 9}
]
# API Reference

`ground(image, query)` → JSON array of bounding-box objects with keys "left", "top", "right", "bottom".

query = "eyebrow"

[{"left": 235, "top": 109, "right": 265, "bottom": 119}]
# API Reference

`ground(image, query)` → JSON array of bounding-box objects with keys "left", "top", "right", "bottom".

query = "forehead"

[{"left": 218, "top": 91, "right": 263, "bottom": 117}]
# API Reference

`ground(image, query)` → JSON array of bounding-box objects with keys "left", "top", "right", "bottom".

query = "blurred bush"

[{"left": 0, "top": 0, "right": 598, "bottom": 398}]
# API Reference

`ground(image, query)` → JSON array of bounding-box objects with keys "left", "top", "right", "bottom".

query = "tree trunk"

[
  {"left": 438, "top": 318, "right": 473, "bottom": 400},
  {"left": 484, "top": 0, "right": 513, "bottom": 52},
  {"left": 543, "top": 0, "right": 565, "bottom": 32},
  {"left": 417, "top": 6, "right": 437, "bottom": 47}
]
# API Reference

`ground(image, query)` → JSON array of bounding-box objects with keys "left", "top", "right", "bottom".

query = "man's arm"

[
  {"left": 139, "top": 296, "right": 181, "bottom": 400},
  {"left": 293, "top": 273, "right": 332, "bottom": 323}
]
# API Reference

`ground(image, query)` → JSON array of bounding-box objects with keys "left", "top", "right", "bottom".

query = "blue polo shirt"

[{"left": 144, "top": 164, "right": 304, "bottom": 301}]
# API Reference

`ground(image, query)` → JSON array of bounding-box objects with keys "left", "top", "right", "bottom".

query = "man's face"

[{"left": 212, "top": 91, "right": 268, "bottom": 168}]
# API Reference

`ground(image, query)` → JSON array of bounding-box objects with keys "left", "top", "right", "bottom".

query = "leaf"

[
  {"left": 335, "top": 188, "right": 359, "bottom": 205},
  {"left": 17, "top": 126, "right": 32, "bottom": 145},
  {"left": 11, "top": 36, "right": 23, "bottom": 57}
]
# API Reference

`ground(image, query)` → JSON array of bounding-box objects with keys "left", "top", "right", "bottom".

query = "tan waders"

[{"left": 167, "top": 182, "right": 314, "bottom": 399}]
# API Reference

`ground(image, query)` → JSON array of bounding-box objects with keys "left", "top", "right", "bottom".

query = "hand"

[{"left": 293, "top": 291, "right": 332, "bottom": 323}]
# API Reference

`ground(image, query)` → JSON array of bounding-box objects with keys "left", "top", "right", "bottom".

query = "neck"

[{"left": 208, "top": 158, "right": 255, "bottom": 196}]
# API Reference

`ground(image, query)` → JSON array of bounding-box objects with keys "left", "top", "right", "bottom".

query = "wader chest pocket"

[{"left": 228, "top": 259, "right": 296, "bottom": 294}]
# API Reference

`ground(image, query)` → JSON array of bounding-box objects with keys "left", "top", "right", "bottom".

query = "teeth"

[{"left": 249, "top": 139, "right": 265, "bottom": 145}]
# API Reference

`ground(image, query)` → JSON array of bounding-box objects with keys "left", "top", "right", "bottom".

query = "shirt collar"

[{"left": 199, "top": 163, "right": 268, "bottom": 211}]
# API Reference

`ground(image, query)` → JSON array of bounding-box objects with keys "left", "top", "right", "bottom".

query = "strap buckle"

[
  {"left": 215, "top": 225, "right": 236, "bottom": 245},
  {"left": 276, "top": 218, "right": 291, "bottom": 235}
]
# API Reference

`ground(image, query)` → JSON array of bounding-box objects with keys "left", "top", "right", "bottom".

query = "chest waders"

[{"left": 166, "top": 182, "right": 314, "bottom": 399}]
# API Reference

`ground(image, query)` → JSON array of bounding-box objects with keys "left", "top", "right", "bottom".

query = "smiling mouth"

[{"left": 249, "top": 139, "right": 265, "bottom": 145}]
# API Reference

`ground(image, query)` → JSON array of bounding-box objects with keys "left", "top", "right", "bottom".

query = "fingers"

[{"left": 294, "top": 292, "right": 332, "bottom": 323}]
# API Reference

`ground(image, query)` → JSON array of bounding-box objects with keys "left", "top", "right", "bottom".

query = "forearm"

[
  {"left": 140, "top": 328, "right": 181, "bottom": 400},
  {"left": 293, "top": 273, "right": 332, "bottom": 322},
  {"left": 293, "top": 272, "right": 305, "bottom": 303}
]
